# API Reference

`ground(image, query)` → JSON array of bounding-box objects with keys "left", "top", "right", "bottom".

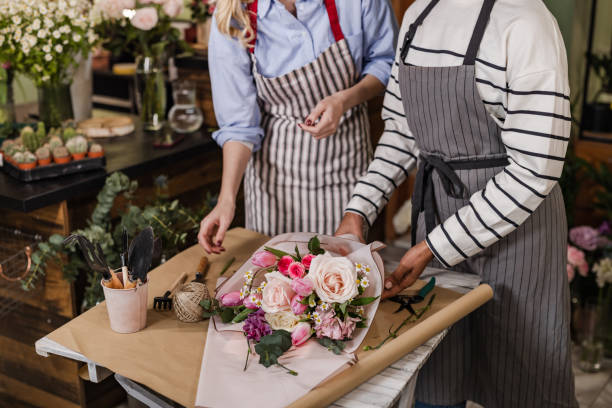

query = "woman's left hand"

[
  {"left": 299, "top": 92, "right": 346, "bottom": 140},
  {"left": 382, "top": 241, "right": 434, "bottom": 300}
]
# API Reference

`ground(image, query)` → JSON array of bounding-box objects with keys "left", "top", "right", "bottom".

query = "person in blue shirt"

[{"left": 198, "top": 0, "right": 397, "bottom": 253}]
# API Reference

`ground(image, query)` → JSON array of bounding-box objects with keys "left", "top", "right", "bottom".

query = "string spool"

[{"left": 174, "top": 282, "right": 210, "bottom": 323}]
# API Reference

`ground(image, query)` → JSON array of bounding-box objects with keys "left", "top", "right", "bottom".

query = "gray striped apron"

[
  {"left": 398, "top": 0, "right": 577, "bottom": 406},
  {"left": 243, "top": 0, "right": 371, "bottom": 236}
]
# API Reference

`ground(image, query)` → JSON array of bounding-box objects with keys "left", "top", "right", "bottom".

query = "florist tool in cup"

[
  {"left": 126, "top": 227, "right": 155, "bottom": 288},
  {"left": 63, "top": 234, "right": 122, "bottom": 289},
  {"left": 102, "top": 273, "right": 149, "bottom": 333},
  {"left": 154, "top": 271, "right": 188, "bottom": 311}
]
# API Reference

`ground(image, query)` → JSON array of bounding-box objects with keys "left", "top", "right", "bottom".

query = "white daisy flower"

[
  {"left": 356, "top": 307, "right": 365, "bottom": 316},
  {"left": 309, "top": 298, "right": 316, "bottom": 308},
  {"left": 315, "top": 317, "right": 322, "bottom": 324},
  {"left": 54, "top": 44, "right": 63, "bottom": 53},
  {"left": 72, "top": 33, "right": 81, "bottom": 42},
  {"left": 52, "top": 30, "right": 60, "bottom": 39},
  {"left": 239, "top": 287, "right": 249, "bottom": 299},
  {"left": 320, "top": 302, "right": 330, "bottom": 311},
  {"left": 44, "top": 54, "right": 52, "bottom": 61},
  {"left": 312, "top": 311, "right": 320, "bottom": 320},
  {"left": 11, "top": 15, "right": 21, "bottom": 25},
  {"left": 42, "top": 44, "right": 51, "bottom": 53},
  {"left": 364, "top": 265, "right": 371, "bottom": 274},
  {"left": 360, "top": 277, "right": 370, "bottom": 288}
]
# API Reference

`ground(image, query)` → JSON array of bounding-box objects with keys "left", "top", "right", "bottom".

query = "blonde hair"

[{"left": 215, "top": 0, "right": 255, "bottom": 48}]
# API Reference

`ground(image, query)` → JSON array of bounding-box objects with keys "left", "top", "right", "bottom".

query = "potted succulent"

[
  {"left": 52, "top": 146, "right": 71, "bottom": 164},
  {"left": 6, "top": 144, "right": 24, "bottom": 164},
  {"left": 21, "top": 127, "right": 42, "bottom": 153},
  {"left": 49, "top": 135, "right": 63, "bottom": 151},
  {"left": 1, "top": 138, "right": 14, "bottom": 154},
  {"left": 88, "top": 143, "right": 104, "bottom": 158},
  {"left": 15, "top": 151, "right": 37, "bottom": 170},
  {"left": 35, "top": 146, "right": 51, "bottom": 166},
  {"left": 66, "top": 135, "right": 88, "bottom": 160},
  {"left": 62, "top": 127, "right": 77, "bottom": 143}
]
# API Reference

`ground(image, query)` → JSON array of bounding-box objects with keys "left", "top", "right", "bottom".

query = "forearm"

[
  {"left": 218, "top": 141, "right": 252, "bottom": 205},
  {"left": 337, "top": 74, "right": 385, "bottom": 112}
]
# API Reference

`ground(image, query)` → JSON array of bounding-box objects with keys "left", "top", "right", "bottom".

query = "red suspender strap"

[
  {"left": 248, "top": 0, "right": 258, "bottom": 53},
  {"left": 324, "top": 0, "right": 344, "bottom": 42}
]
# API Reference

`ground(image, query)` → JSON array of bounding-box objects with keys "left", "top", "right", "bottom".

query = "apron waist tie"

[{"left": 411, "top": 154, "right": 510, "bottom": 246}]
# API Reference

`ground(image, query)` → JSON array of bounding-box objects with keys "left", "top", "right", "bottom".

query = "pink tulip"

[
  {"left": 252, "top": 251, "right": 277, "bottom": 268},
  {"left": 278, "top": 255, "right": 293, "bottom": 276},
  {"left": 288, "top": 262, "right": 306, "bottom": 279},
  {"left": 291, "top": 277, "right": 314, "bottom": 297},
  {"left": 291, "top": 295, "right": 307, "bottom": 315},
  {"left": 291, "top": 322, "right": 312, "bottom": 346},
  {"left": 220, "top": 291, "right": 242, "bottom": 306},
  {"left": 301, "top": 254, "right": 315, "bottom": 269}
]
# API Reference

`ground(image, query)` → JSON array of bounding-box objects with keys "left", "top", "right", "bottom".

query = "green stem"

[
  {"left": 244, "top": 338, "right": 250, "bottom": 371},
  {"left": 276, "top": 362, "right": 298, "bottom": 376},
  {"left": 220, "top": 257, "right": 235, "bottom": 276}
]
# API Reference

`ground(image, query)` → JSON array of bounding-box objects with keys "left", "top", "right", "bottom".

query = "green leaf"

[
  {"left": 264, "top": 246, "right": 292, "bottom": 259},
  {"left": 219, "top": 307, "right": 235, "bottom": 324},
  {"left": 307, "top": 236, "right": 325, "bottom": 255},
  {"left": 31, "top": 252, "right": 42, "bottom": 265},
  {"left": 294, "top": 245, "right": 302, "bottom": 261},
  {"left": 38, "top": 242, "right": 50, "bottom": 253},
  {"left": 339, "top": 301, "right": 348, "bottom": 317},
  {"left": 232, "top": 308, "right": 255, "bottom": 323},
  {"left": 317, "top": 338, "right": 346, "bottom": 355},
  {"left": 254, "top": 330, "right": 293, "bottom": 368},
  {"left": 200, "top": 299, "right": 211, "bottom": 310},
  {"left": 202, "top": 311, "right": 215, "bottom": 319},
  {"left": 350, "top": 296, "right": 379, "bottom": 306},
  {"left": 356, "top": 321, "right": 368, "bottom": 329}
]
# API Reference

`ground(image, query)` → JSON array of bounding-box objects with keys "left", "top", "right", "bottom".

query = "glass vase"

[
  {"left": 598, "top": 285, "right": 612, "bottom": 357},
  {"left": 576, "top": 303, "right": 604, "bottom": 372},
  {"left": 38, "top": 81, "right": 74, "bottom": 129},
  {"left": 168, "top": 80, "right": 203, "bottom": 133},
  {"left": 135, "top": 55, "right": 166, "bottom": 131},
  {"left": 0, "top": 66, "right": 16, "bottom": 131}
]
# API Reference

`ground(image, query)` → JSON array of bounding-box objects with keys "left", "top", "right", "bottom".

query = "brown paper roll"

[{"left": 287, "top": 284, "right": 494, "bottom": 408}]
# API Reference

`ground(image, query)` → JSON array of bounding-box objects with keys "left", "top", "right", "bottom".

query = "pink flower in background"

[
  {"left": 308, "top": 253, "right": 358, "bottom": 304},
  {"left": 314, "top": 310, "right": 360, "bottom": 340},
  {"left": 288, "top": 262, "right": 306, "bottom": 279},
  {"left": 291, "top": 322, "right": 312, "bottom": 346},
  {"left": 567, "top": 264, "right": 575, "bottom": 283},
  {"left": 569, "top": 226, "right": 600, "bottom": 251},
  {"left": 277, "top": 255, "right": 293, "bottom": 276},
  {"left": 252, "top": 251, "right": 276, "bottom": 268},
  {"left": 243, "top": 309, "right": 271, "bottom": 342},
  {"left": 301, "top": 254, "right": 315, "bottom": 269},
  {"left": 290, "top": 295, "right": 307, "bottom": 315},
  {"left": 261, "top": 272, "right": 295, "bottom": 313},
  {"left": 567, "top": 245, "right": 589, "bottom": 277},
  {"left": 162, "top": 0, "right": 183, "bottom": 18},
  {"left": 101, "top": 0, "right": 135, "bottom": 19},
  {"left": 291, "top": 277, "right": 314, "bottom": 297},
  {"left": 1, "top": 62, "right": 10, "bottom": 70},
  {"left": 131, "top": 7, "right": 158, "bottom": 31},
  {"left": 220, "top": 291, "right": 242, "bottom": 307},
  {"left": 244, "top": 292, "right": 262, "bottom": 309}
]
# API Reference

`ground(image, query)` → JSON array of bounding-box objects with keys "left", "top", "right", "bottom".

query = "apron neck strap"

[
  {"left": 399, "top": 0, "right": 440, "bottom": 62},
  {"left": 463, "top": 0, "right": 496, "bottom": 65},
  {"left": 248, "top": 0, "right": 258, "bottom": 53},
  {"left": 248, "top": 0, "right": 344, "bottom": 54}
]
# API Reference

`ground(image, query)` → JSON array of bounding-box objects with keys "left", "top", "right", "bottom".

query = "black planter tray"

[{"left": 2, "top": 156, "right": 106, "bottom": 182}]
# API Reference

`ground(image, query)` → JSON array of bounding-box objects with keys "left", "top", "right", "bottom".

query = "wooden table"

[{"left": 35, "top": 246, "right": 480, "bottom": 408}]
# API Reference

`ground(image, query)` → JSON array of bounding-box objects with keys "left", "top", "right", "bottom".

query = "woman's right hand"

[
  {"left": 198, "top": 199, "right": 236, "bottom": 254},
  {"left": 334, "top": 212, "right": 366, "bottom": 243}
]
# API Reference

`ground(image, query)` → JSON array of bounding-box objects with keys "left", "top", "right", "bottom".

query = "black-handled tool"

[{"left": 153, "top": 271, "right": 188, "bottom": 310}]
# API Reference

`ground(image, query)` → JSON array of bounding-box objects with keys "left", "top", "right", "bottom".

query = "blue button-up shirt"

[{"left": 208, "top": 0, "right": 398, "bottom": 151}]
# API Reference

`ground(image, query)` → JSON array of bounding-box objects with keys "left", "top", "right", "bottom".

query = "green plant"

[
  {"left": 89, "top": 143, "right": 103, "bottom": 153},
  {"left": 48, "top": 135, "right": 63, "bottom": 150},
  {"left": 36, "top": 121, "right": 46, "bottom": 145},
  {"left": 23, "top": 151, "right": 36, "bottom": 163},
  {"left": 62, "top": 127, "right": 77, "bottom": 143},
  {"left": 589, "top": 51, "right": 612, "bottom": 99},
  {"left": 35, "top": 146, "right": 50, "bottom": 160},
  {"left": 582, "top": 162, "right": 612, "bottom": 221},
  {"left": 12, "top": 151, "right": 24, "bottom": 163},
  {"left": 23, "top": 172, "right": 215, "bottom": 310},
  {"left": 52, "top": 146, "right": 69, "bottom": 158},
  {"left": 21, "top": 129, "right": 40, "bottom": 152},
  {"left": 66, "top": 135, "right": 87, "bottom": 154}
]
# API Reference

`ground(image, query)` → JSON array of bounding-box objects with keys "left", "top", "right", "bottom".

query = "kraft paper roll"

[{"left": 288, "top": 284, "right": 494, "bottom": 408}]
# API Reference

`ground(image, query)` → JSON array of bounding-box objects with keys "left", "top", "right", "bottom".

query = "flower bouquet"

[
  {"left": 197, "top": 233, "right": 384, "bottom": 408},
  {"left": 0, "top": 0, "right": 98, "bottom": 127}
]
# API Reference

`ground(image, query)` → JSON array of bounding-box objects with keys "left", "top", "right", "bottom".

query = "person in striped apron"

[
  {"left": 337, "top": 0, "right": 577, "bottom": 406},
  {"left": 198, "top": 0, "right": 397, "bottom": 253}
]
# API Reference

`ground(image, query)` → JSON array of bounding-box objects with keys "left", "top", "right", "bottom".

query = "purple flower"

[
  {"left": 569, "top": 226, "right": 599, "bottom": 251},
  {"left": 243, "top": 309, "right": 271, "bottom": 342},
  {"left": 598, "top": 221, "right": 611, "bottom": 236},
  {"left": 1, "top": 62, "right": 10, "bottom": 70}
]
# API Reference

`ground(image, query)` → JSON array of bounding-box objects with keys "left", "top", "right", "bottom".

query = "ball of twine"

[{"left": 174, "top": 282, "right": 210, "bottom": 323}]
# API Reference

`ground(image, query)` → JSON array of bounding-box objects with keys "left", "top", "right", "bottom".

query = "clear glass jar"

[{"left": 168, "top": 80, "right": 203, "bottom": 133}]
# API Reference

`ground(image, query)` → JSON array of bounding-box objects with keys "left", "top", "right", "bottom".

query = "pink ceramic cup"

[{"left": 101, "top": 274, "right": 148, "bottom": 334}]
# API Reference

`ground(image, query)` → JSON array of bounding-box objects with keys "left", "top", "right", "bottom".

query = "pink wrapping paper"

[{"left": 196, "top": 233, "right": 385, "bottom": 408}]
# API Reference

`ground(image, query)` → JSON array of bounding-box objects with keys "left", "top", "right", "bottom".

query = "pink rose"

[
  {"left": 301, "top": 254, "right": 315, "bottom": 269},
  {"left": 220, "top": 291, "right": 242, "bottom": 307},
  {"left": 314, "top": 310, "right": 360, "bottom": 340},
  {"left": 288, "top": 262, "right": 306, "bottom": 279},
  {"left": 291, "top": 295, "right": 307, "bottom": 315},
  {"left": 291, "top": 277, "right": 314, "bottom": 297},
  {"left": 252, "top": 250, "right": 276, "bottom": 268},
  {"left": 307, "top": 253, "right": 358, "bottom": 304},
  {"left": 244, "top": 292, "right": 262, "bottom": 309},
  {"left": 278, "top": 255, "right": 293, "bottom": 276},
  {"left": 567, "top": 264, "right": 575, "bottom": 283},
  {"left": 569, "top": 226, "right": 599, "bottom": 251},
  {"left": 578, "top": 262, "right": 589, "bottom": 277},
  {"left": 131, "top": 7, "right": 158, "bottom": 31},
  {"left": 162, "top": 0, "right": 183, "bottom": 18},
  {"left": 291, "top": 322, "right": 312, "bottom": 346},
  {"left": 567, "top": 245, "right": 589, "bottom": 277},
  {"left": 261, "top": 272, "right": 295, "bottom": 313}
]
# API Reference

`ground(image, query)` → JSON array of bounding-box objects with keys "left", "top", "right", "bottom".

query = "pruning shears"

[{"left": 389, "top": 277, "right": 436, "bottom": 315}]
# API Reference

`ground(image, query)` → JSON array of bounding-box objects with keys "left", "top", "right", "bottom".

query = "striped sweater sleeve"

[
  {"left": 426, "top": 17, "right": 571, "bottom": 267},
  {"left": 345, "top": 20, "right": 419, "bottom": 226}
]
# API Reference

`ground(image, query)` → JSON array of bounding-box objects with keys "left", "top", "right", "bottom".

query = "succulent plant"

[
  {"left": 89, "top": 143, "right": 103, "bottom": 153},
  {"left": 22, "top": 129, "right": 41, "bottom": 152},
  {"left": 23, "top": 151, "right": 36, "bottom": 163},
  {"left": 1, "top": 139, "right": 14, "bottom": 151},
  {"left": 62, "top": 127, "right": 77, "bottom": 142},
  {"left": 19, "top": 126, "right": 35, "bottom": 138},
  {"left": 66, "top": 135, "right": 88, "bottom": 154},
  {"left": 48, "top": 127, "right": 61, "bottom": 138},
  {"left": 5, "top": 144, "right": 19, "bottom": 156},
  {"left": 12, "top": 152, "right": 25, "bottom": 163},
  {"left": 49, "top": 136, "right": 63, "bottom": 150},
  {"left": 35, "top": 146, "right": 51, "bottom": 160},
  {"left": 36, "top": 121, "right": 46, "bottom": 145},
  {"left": 52, "top": 146, "right": 69, "bottom": 159}
]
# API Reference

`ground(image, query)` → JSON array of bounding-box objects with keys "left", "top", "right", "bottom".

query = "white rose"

[
  {"left": 130, "top": 7, "right": 158, "bottom": 31},
  {"left": 307, "top": 253, "right": 358, "bottom": 304},
  {"left": 265, "top": 311, "right": 300, "bottom": 332},
  {"left": 162, "top": 0, "right": 182, "bottom": 18},
  {"left": 261, "top": 271, "right": 295, "bottom": 313}
]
